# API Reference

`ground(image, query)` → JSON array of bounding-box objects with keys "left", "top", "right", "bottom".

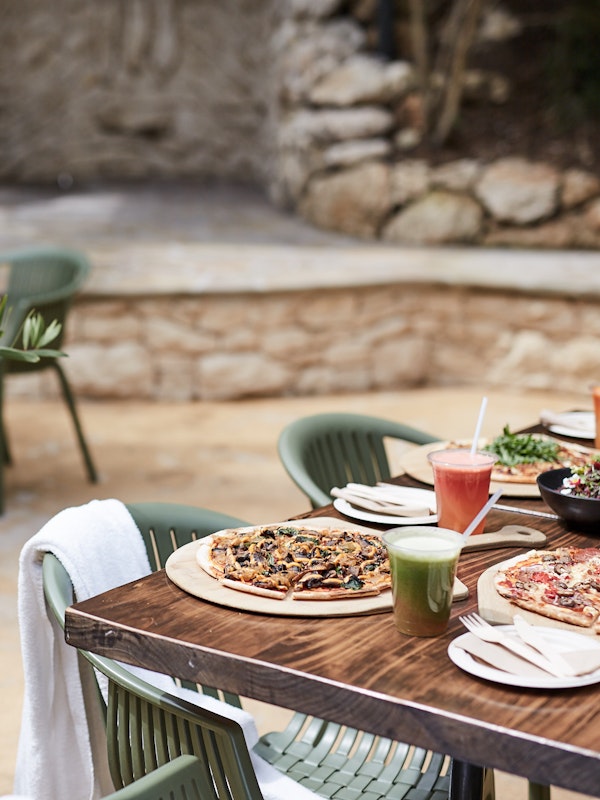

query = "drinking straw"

[
  {"left": 462, "top": 488, "right": 503, "bottom": 542},
  {"left": 470, "top": 396, "right": 488, "bottom": 455}
]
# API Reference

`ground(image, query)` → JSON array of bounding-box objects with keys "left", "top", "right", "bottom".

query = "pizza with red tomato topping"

[{"left": 494, "top": 547, "right": 600, "bottom": 630}]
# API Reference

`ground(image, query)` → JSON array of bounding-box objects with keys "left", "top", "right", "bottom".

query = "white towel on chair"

[{"left": 15, "top": 499, "right": 321, "bottom": 800}]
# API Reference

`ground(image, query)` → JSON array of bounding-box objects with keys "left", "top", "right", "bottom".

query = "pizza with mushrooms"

[{"left": 196, "top": 524, "right": 391, "bottom": 601}]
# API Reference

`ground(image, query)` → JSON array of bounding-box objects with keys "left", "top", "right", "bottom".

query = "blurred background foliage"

[{"left": 376, "top": 0, "right": 600, "bottom": 147}]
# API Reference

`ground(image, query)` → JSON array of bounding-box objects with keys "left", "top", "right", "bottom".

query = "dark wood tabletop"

[{"left": 64, "top": 429, "right": 600, "bottom": 798}]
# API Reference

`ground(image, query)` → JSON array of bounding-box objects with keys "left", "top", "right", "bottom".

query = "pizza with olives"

[
  {"left": 494, "top": 546, "right": 600, "bottom": 630},
  {"left": 196, "top": 523, "right": 391, "bottom": 601}
]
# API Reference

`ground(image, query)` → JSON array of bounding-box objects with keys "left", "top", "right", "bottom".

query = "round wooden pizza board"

[
  {"left": 399, "top": 440, "right": 541, "bottom": 498},
  {"left": 165, "top": 517, "right": 468, "bottom": 617},
  {"left": 477, "top": 554, "right": 598, "bottom": 636}
]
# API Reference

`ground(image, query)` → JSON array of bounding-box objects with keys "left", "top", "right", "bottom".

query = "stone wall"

[
  {"left": 0, "top": 0, "right": 279, "bottom": 185},
  {"left": 12, "top": 283, "right": 600, "bottom": 402},
  {"left": 3, "top": 0, "right": 600, "bottom": 250},
  {"left": 272, "top": 3, "right": 600, "bottom": 248}
]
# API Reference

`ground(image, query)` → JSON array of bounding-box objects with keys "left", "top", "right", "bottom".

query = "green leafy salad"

[{"left": 483, "top": 425, "right": 561, "bottom": 467}]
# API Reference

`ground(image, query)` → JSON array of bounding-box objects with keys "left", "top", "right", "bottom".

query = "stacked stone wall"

[
  {"left": 10, "top": 286, "right": 600, "bottom": 402},
  {"left": 273, "top": 3, "right": 600, "bottom": 249},
  {"left": 2, "top": 0, "right": 600, "bottom": 249}
]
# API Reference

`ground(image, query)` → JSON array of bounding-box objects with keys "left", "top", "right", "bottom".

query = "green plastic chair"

[
  {"left": 277, "top": 412, "right": 440, "bottom": 508},
  {"left": 103, "top": 755, "right": 208, "bottom": 799},
  {"left": 42, "top": 502, "right": 262, "bottom": 798},
  {"left": 40, "top": 501, "right": 490, "bottom": 800},
  {"left": 0, "top": 246, "right": 97, "bottom": 512}
]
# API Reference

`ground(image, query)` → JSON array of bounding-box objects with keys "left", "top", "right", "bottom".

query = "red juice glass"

[{"left": 427, "top": 449, "right": 496, "bottom": 534}]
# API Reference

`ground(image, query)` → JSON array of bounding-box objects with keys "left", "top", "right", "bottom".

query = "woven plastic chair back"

[
  {"left": 102, "top": 755, "right": 207, "bottom": 800},
  {"left": 278, "top": 412, "right": 439, "bottom": 508},
  {"left": 89, "top": 652, "right": 263, "bottom": 799}
]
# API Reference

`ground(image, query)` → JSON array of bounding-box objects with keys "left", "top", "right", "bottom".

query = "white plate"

[
  {"left": 449, "top": 626, "right": 600, "bottom": 689},
  {"left": 547, "top": 412, "right": 595, "bottom": 440},
  {"left": 333, "top": 487, "right": 437, "bottom": 526}
]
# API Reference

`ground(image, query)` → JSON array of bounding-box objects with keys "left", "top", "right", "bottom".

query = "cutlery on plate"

[
  {"left": 459, "top": 613, "right": 566, "bottom": 677},
  {"left": 330, "top": 487, "right": 431, "bottom": 517},
  {"left": 347, "top": 483, "right": 429, "bottom": 504},
  {"left": 512, "top": 614, "right": 600, "bottom": 677},
  {"left": 455, "top": 634, "right": 550, "bottom": 678}
]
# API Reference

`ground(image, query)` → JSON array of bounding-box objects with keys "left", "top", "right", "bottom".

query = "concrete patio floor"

[{"left": 0, "top": 385, "right": 593, "bottom": 799}]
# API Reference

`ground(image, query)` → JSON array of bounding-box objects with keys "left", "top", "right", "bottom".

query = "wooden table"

[{"left": 65, "top": 442, "right": 600, "bottom": 799}]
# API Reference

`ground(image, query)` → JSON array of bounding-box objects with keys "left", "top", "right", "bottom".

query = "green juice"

[{"left": 383, "top": 528, "right": 463, "bottom": 637}]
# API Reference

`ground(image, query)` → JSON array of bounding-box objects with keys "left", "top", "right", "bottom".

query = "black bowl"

[{"left": 537, "top": 467, "right": 600, "bottom": 532}]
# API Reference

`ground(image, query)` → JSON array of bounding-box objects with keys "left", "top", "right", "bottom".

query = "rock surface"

[{"left": 1, "top": 0, "right": 599, "bottom": 249}]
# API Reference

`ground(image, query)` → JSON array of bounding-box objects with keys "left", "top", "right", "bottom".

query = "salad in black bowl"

[{"left": 537, "top": 459, "right": 600, "bottom": 530}]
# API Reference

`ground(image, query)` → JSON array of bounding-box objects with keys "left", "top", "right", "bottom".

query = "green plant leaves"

[{"left": 0, "top": 297, "right": 64, "bottom": 363}]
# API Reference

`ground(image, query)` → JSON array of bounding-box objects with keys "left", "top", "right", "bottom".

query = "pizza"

[
  {"left": 494, "top": 546, "right": 600, "bottom": 631},
  {"left": 196, "top": 523, "right": 391, "bottom": 601},
  {"left": 452, "top": 426, "right": 592, "bottom": 485}
]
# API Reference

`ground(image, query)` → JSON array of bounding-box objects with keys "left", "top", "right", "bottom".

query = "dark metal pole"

[
  {"left": 449, "top": 760, "right": 486, "bottom": 800},
  {"left": 377, "top": 0, "right": 396, "bottom": 60}
]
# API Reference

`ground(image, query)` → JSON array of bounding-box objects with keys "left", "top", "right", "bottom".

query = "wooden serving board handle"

[{"left": 463, "top": 525, "right": 546, "bottom": 552}]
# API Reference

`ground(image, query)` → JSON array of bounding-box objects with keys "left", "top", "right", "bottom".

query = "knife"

[
  {"left": 512, "top": 614, "right": 600, "bottom": 677},
  {"left": 492, "top": 503, "right": 560, "bottom": 520}
]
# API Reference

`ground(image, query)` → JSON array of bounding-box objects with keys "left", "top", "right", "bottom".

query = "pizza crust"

[
  {"left": 195, "top": 541, "right": 223, "bottom": 579},
  {"left": 495, "top": 590, "right": 597, "bottom": 628},
  {"left": 491, "top": 467, "right": 541, "bottom": 484},
  {"left": 292, "top": 584, "right": 382, "bottom": 601},
  {"left": 220, "top": 578, "right": 287, "bottom": 600}
]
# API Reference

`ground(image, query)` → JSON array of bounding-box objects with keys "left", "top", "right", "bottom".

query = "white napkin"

[{"left": 15, "top": 499, "right": 322, "bottom": 800}]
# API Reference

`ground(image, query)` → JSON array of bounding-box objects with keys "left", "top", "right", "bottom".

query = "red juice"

[{"left": 427, "top": 449, "right": 496, "bottom": 534}]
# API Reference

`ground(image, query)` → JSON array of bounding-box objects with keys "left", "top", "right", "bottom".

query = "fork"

[{"left": 459, "top": 613, "right": 569, "bottom": 677}]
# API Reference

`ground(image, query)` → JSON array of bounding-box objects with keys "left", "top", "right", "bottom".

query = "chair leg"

[
  {"left": 0, "top": 373, "right": 5, "bottom": 515},
  {"left": 52, "top": 362, "right": 98, "bottom": 483},
  {"left": 0, "top": 374, "right": 11, "bottom": 467},
  {"left": 0, "top": 426, "right": 4, "bottom": 516},
  {"left": 2, "top": 424, "right": 11, "bottom": 465}
]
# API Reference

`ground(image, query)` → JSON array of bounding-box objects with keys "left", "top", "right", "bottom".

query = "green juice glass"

[{"left": 382, "top": 526, "right": 463, "bottom": 637}]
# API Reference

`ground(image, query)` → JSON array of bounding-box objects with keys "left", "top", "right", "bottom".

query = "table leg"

[{"left": 449, "top": 760, "right": 494, "bottom": 800}]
